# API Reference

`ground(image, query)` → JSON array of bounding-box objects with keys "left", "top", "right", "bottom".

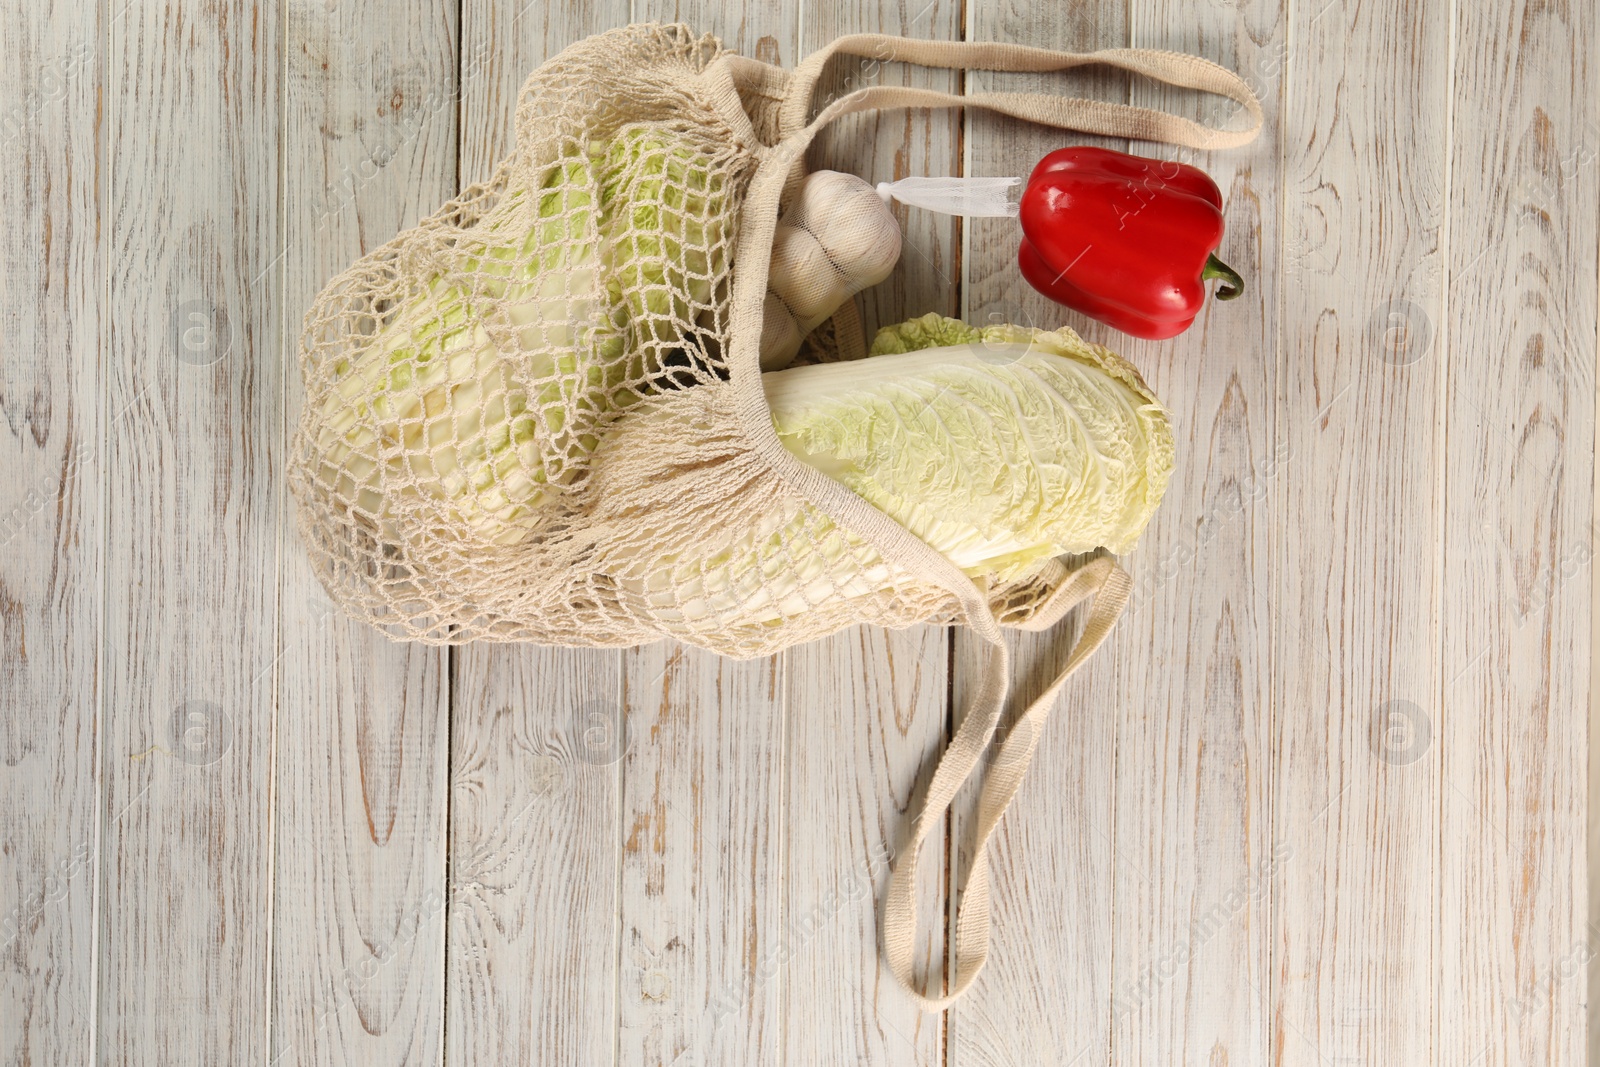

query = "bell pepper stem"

[{"left": 1202, "top": 253, "right": 1244, "bottom": 300}]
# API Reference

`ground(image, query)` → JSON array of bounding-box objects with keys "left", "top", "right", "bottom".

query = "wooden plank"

[
  {"left": 781, "top": 628, "right": 946, "bottom": 1066},
  {"left": 619, "top": 645, "right": 783, "bottom": 1067},
  {"left": 98, "top": 0, "right": 283, "bottom": 1061},
  {"left": 444, "top": 5, "right": 627, "bottom": 1066},
  {"left": 1108, "top": 3, "right": 1283, "bottom": 1063},
  {"left": 448, "top": 647, "right": 622, "bottom": 1066},
  {"left": 1269, "top": 0, "right": 1450, "bottom": 1061},
  {"left": 782, "top": 1, "right": 960, "bottom": 1062},
  {"left": 951, "top": 1, "right": 1128, "bottom": 1062},
  {"left": 0, "top": 4, "right": 102, "bottom": 1064},
  {"left": 269, "top": 2, "right": 458, "bottom": 1064},
  {"left": 1437, "top": 1, "right": 1595, "bottom": 1063}
]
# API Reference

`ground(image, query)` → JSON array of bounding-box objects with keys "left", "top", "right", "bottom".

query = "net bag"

[{"left": 288, "top": 24, "right": 1261, "bottom": 1008}]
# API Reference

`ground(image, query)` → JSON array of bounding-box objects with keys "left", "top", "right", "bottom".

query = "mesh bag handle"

[
  {"left": 778, "top": 33, "right": 1264, "bottom": 150},
  {"left": 706, "top": 31, "right": 1259, "bottom": 1009},
  {"left": 885, "top": 557, "right": 1131, "bottom": 1009}
]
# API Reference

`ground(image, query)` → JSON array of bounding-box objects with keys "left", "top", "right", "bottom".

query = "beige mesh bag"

[{"left": 288, "top": 24, "right": 1262, "bottom": 1008}]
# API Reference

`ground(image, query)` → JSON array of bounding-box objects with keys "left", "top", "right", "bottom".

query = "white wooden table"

[{"left": 1, "top": 1, "right": 1593, "bottom": 1064}]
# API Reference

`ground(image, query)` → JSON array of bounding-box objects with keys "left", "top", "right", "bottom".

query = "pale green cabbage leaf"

[{"left": 770, "top": 313, "right": 1174, "bottom": 579}]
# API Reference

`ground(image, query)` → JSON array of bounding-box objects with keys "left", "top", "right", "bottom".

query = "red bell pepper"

[{"left": 1017, "top": 146, "right": 1243, "bottom": 340}]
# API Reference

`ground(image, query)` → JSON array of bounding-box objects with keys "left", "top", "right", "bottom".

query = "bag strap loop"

[
  {"left": 778, "top": 34, "right": 1263, "bottom": 150},
  {"left": 883, "top": 556, "right": 1131, "bottom": 1009}
]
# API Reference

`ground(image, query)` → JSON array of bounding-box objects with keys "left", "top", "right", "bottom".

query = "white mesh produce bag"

[{"left": 288, "top": 23, "right": 1261, "bottom": 1007}]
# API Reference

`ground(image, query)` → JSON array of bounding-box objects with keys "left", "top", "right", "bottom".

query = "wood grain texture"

[
  {"left": 448, "top": 647, "right": 622, "bottom": 1066},
  {"left": 1438, "top": 1, "right": 1595, "bottom": 1064},
  {"left": 1107, "top": 2, "right": 1283, "bottom": 1064},
  {"left": 951, "top": 1, "right": 1129, "bottom": 1063},
  {"left": 782, "top": 627, "right": 946, "bottom": 1067},
  {"left": 782, "top": 0, "right": 960, "bottom": 1061},
  {"left": 619, "top": 645, "right": 784, "bottom": 1067},
  {"left": 270, "top": 8, "right": 458, "bottom": 1064},
  {"left": 0, "top": 4, "right": 102, "bottom": 1065},
  {"left": 99, "top": 0, "right": 282, "bottom": 1061},
  {"left": 0, "top": 3, "right": 1593, "bottom": 1064},
  {"left": 1269, "top": 0, "right": 1450, "bottom": 1062},
  {"left": 444, "top": 4, "right": 629, "bottom": 1066}
]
